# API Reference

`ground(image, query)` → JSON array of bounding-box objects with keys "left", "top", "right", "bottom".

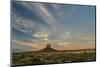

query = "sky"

[{"left": 11, "top": 1, "right": 96, "bottom": 52}]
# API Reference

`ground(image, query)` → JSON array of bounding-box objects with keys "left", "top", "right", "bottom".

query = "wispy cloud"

[
  {"left": 11, "top": 1, "right": 95, "bottom": 52},
  {"left": 20, "top": 2, "right": 57, "bottom": 29},
  {"left": 79, "top": 34, "right": 95, "bottom": 41}
]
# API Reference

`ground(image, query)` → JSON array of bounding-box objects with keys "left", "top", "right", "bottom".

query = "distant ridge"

[
  {"left": 34, "top": 44, "right": 95, "bottom": 53},
  {"left": 37, "top": 44, "right": 58, "bottom": 52}
]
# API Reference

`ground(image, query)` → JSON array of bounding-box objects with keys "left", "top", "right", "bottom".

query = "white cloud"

[
  {"left": 79, "top": 34, "right": 95, "bottom": 41},
  {"left": 12, "top": 39, "right": 47, "bottom": 52},
  {"left": 21, "top": 2, "right": 59, "bottom": 30},
  {"left": 12, "top": 12, "right": 34, "bottom": 33},
  {"left": 33, "top": 32, "right": 48, "bottom": 38},
  {"left": 12, "top": 2, "right": 76, "bottom": 40}
]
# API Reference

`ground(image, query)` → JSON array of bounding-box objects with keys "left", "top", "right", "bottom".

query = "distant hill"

[{"left": 32, "top": 44, "right": 96, "bottom": 53}]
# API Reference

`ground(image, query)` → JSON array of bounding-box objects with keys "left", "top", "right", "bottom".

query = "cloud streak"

[{"left": 11, "top": 1, "right": 96, "bottom": 52}]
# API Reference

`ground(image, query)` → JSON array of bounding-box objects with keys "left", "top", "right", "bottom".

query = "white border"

[
  {"left": 0, "top": 0, "right": 10, "bottom": 67},
  {"left": 0, "top": 0, "right": 99, "bottom": 67},
  {"left": 19, "top": 0, "right": 96, "bottom": 5}
]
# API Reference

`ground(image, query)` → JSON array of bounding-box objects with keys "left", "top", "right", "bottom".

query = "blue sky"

[{"left": 11, "top": 1, "right": 96, "bottom": 52}]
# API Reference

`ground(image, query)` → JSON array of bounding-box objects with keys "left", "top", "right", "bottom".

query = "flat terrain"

[{"left": 12, "top": 50, "right": 96, "bottom": 66}]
